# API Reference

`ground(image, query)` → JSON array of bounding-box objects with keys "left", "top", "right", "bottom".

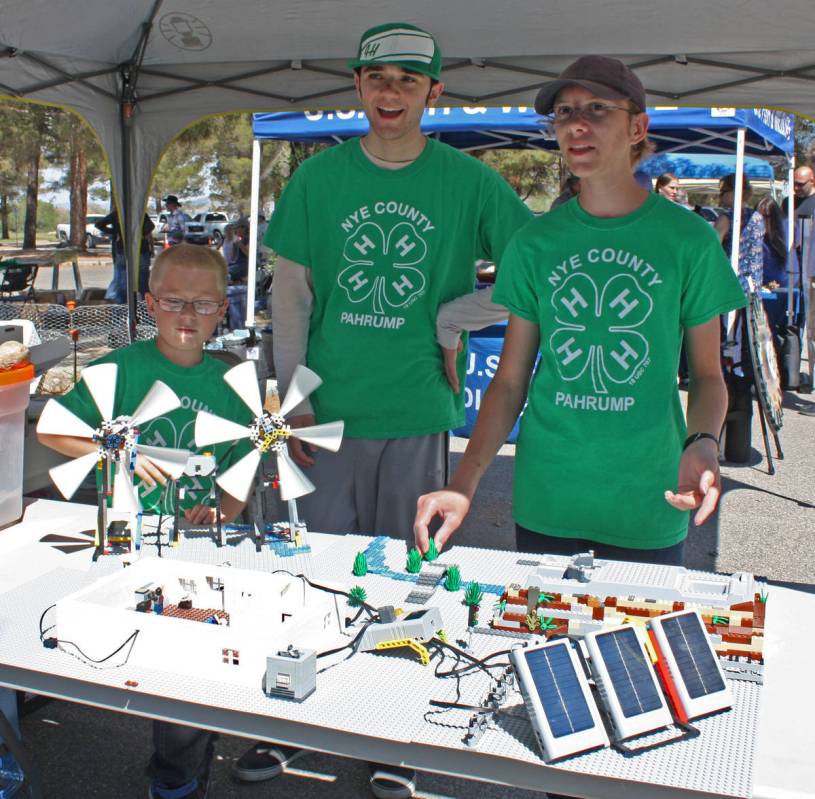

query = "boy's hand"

[
  {"left": 414, "top": 489, "right": 470, "bottom": 554},
  {"left": 185, "top": 504, "right": 223, "bottom": 526},
  {"left": 287, "top": 414, "right": 317, "bottom": 466},
  {"left": 664, "top": 438, "right": 721, "bottom": 525},
  {"left": 441, "top": 339, "right": 464, "bottom": 394},
  {"left": 134, "top": 453, "right": 170, "bottom": 489}
]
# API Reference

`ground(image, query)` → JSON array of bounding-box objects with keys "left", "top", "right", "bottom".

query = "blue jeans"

[
  {"left": 226, "top": 285, "right": 247, "bottom": 330},
  {"left": 105, "top": 251, "right": 127, "bottom": 303},
  {"left": 515, "top": 525, "right": 686, "bottom": 566},
  {"left": 147, "top": 721, "right": 215, "bottom": 791}
]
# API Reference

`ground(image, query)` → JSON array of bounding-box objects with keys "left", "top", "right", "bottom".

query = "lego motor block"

[{"left": 54, "top": 557, "right": 348, "bottom": 688}]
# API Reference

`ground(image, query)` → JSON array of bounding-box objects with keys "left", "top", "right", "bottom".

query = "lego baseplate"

[{"left": 0, "top": 526, "right": 766, "bottom": 798}]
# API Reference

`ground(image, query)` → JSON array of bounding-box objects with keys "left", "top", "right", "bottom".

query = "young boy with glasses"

[
  {"left": 415, "top": 56, "right": 746, "bottom": 570},
  {"left": 38, "top": 243, "right": 253, "bottom": 798}
]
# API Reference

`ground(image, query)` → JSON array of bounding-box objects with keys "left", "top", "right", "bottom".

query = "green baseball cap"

[{"left": 348, "top": 22, "right": 442, "bottom": 81}]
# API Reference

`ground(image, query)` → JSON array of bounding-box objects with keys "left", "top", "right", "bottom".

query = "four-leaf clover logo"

[
  {"left": 338, "top": 221, "right": 427, "bottom": 314},
  {"left": 549, "top": 273, "right": 652, "bottom": 394}
]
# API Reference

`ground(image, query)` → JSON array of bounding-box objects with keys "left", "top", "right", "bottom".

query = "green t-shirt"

[
  {"left": 57, "top": 339, "right": 253, "bottom": 515},
  {"left": 493, "top": 194, "right": 746, "bottom": 549},
  {"left": 266, "top": 137, "right": 532, "bottom": 438}
]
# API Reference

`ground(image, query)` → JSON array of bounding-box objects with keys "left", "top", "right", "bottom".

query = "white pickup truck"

[{"left": 55, "top": 215, "right": 111, "bottom": 249}]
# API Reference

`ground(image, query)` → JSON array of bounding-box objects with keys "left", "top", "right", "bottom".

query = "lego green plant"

[
  {"left": 444, "top": 565, "right": 461, "bottom": 592},
  {"left": 424, "top": 537, "right": 439, "bottom": 561},
  {"left": 759, "top": 589, "right": 768, "bottom": 603},
  {"left": 526, "top": 612, "right": 540, "bottom": 632},
  {"left": 406, "top": 547, "right": 423, "bottom": 574},
  {"left": 352, "top": 551, "right": 368, "bottom": 577},
  {"left": 437, "top": 629, "right": 448, "bottom": 644},
  {"left": 712, "top": 615, "right": 729, "bottom": 626},
  {"left": 537, "top": 593, "right": 555, "bottom": 605},
  {"left": 493, "top": 598, "right": 507, "bottom": 615},
  {"left": 539, "top": 615, "right": 558, "bottom": 631},
  {"left": 464, "top": 581, "right": 483, "bottom": 607},
  {"left": 348, "top": 586, "right": 367, "bottom": 607}
]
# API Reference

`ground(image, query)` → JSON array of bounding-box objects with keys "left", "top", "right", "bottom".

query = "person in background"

[
  {"left": 757, "top": 196, "right": 792, "bottom": 290},
  {"left": 95, "top": 211, "right": 155, "bottom": 302},
  {"left": 220, "top": 223, "right": 237, "bottom": 265},
  {"left": 162, "top": 195, "right": 187, "bottom": 246},
  {"left": 550, "top": 173, "right": 580, "bottom": 208},
  {"left": 715, "top": 173, "right": 765, "bottom": 295},
  {"left": 654, "top": 172, "right": 679, "bottom": 202},
  {"left": 792, "top": 165, "right": 815, "bottom": 392},
  {"left": 225, "top": 217, "right": 250, "bottom": 329}
]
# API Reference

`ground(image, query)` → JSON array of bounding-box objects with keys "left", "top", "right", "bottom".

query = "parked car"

[
  {"left": 55, "top": 215, "right": 111, "bottom": 249},
  {"left": 184, "top": 211, "right": 230, "bottom": 246}
]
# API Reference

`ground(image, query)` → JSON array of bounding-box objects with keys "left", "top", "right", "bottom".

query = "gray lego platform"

[{"left": 0, "top": 518, "right": 774, "bottom": 798}]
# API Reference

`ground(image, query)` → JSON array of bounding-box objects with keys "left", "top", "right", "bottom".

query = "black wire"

[
  {"left": 270, "top": 569, "right": 378, "bottom": 618},
  {"left": 39, "top": 604, "right": 56, "bottom": 640},
  {"left": 56, "top": 630, "right": 140, "bottom": 664}
]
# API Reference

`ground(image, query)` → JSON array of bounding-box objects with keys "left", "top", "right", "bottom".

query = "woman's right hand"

[{"left": 413, "top": 489, "right": 471, "bottom": 555}]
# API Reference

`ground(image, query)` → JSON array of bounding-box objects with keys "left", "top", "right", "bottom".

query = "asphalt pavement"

[{"left": 9, "top": 244, "right": 815, "bottom": 797}]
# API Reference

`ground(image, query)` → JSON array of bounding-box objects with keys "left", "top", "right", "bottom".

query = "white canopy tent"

[{"left": 2, "top": 0, "right": 815, "bottom": 323}]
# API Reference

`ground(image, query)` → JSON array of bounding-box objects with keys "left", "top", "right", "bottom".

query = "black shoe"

[
  {"left": 368, "top": 762, "right": 416, "bottom": 799},
  {"left": 232, "top": 743, "right": 308, "bottom": 783},
  {"left": 148, "top": 773, "right": 210, "bottom": 799}
]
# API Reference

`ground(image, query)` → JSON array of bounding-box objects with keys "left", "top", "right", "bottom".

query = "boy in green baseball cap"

[{"left": 234, "top": 20, "right": 532, "bottom": 799}]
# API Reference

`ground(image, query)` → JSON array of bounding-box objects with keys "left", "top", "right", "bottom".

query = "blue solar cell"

[
  {"left": 595, "top": 627, "right": 662, "bottom": 718},
  {"left": 524, "top": 644, "right": 595, "bottom": 738},
  {"left": 662, "top": 614, "right": 725, "bottom": 699}
]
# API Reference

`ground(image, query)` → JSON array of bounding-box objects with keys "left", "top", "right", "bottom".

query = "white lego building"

[{"left": 55, "top": 557, "right": 348, "bottom": 688}]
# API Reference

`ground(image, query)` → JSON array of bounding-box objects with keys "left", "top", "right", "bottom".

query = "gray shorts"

[{"left": 293, "top": 432, "right": 449, "bottom": 542}]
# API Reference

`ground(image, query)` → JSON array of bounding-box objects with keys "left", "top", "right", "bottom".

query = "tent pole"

[
  {"left": 725, "top": 127, "right": 747, "bottom": 343},
  {"left": 246, "top": 137, "right": 262, "bottom": 328},
  {"left": 120, "top": 79, "right": 135, "bottom": 340},
  {"left": 787, "top": 154, "right": 796, "bottom": 324}
]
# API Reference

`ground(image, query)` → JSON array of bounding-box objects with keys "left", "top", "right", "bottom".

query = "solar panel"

[
  {"left": 648, "top": 610, "right": 731, "bottom": 721},
  {"left": 585, "top": 625, "right": 672, "bottom": 740},
  {"left": 510, "top": 640, "right": 608, "bottom": 762}
]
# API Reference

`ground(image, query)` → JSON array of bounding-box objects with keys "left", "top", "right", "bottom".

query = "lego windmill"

[
  {"left": 37, "top": 363, "right": 190, "bottom": 552},
  {"left": 194, "top": 361, "right": 343, "bottom": 540}
]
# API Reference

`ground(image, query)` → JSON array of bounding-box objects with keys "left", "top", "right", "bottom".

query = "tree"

[
  {"left": 795, "top": 116, "right": 815, "bottom": 166},
  {"left": 0, "top": 106, "right": 27, "bottom": 239},
  {"left": 475, "top": 149, "right": 559, "bottom": 202},
  {"left": 21, "top": 106, "right": 51, "bottom": 250},
  {"left": 46, "top": 110, "right": 108, "bottom": 249}
]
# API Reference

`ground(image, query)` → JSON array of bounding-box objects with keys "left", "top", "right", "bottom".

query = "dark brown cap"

[{"left": 534, "top": 56, "right": 646, "bottom": 115}]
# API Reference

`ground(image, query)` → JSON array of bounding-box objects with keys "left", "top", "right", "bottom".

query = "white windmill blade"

[
  {"left": 292, "top": 420, "right": 344, "bottom": 452},
  {"left": 216, "top": 449, "right": 261, "bottom": 503},
  {"left": 130, "top": 380, "right": 181, "bottom": 427},
  {"left": 195, "top": 410, "right": 252, "bottom": 448},
  {"left": 111, "top": 463, "right": 141, "bottom": 513},
  {"left": 276, "top": 448, "right": 316, "bottom": 501},
  {"left": 279, "top": 365, "right": 322, "bottom": 418},
  {"left": 223, "top": 360, "right": 263, "bottom": 417},
  {"left": 80, "top": 363, "right": 117, "bottom": 422},
  {"left": 138, "top": 445, "right": 190, "bottom": 481},
  {"left": 48, "top": 451, "right": 100, "bottom": 500},
  {"left": 36, "top": 399, "right": 96, "bottom": 439}
]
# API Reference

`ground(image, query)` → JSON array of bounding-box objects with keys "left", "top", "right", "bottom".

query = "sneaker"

[
  {"left": 148, "top": 773, "right": 209, "bottom": 799},
  {"left": 368, "top": 762, "right": 417, "bottom": 799},
  {"left": 232, "top": 743, "right": 308, "bottom": 783}
]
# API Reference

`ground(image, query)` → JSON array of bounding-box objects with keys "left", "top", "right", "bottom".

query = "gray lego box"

[{"left": 264, "top": 645, "right": 316, "bottom": 702}]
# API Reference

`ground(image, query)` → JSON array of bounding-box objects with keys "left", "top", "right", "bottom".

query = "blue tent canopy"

[
  {"left": 252, "top": 106, "right": 793, "bottom": 158},
  {"left": 639, "top": 153, "right": 774, "bottom": 179}
]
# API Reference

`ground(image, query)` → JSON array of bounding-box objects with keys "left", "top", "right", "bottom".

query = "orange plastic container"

[{"left": 0, "top": 360, "right": 35, "bottom": 527}]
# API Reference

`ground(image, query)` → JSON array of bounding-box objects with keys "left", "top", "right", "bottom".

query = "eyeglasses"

[
  {"left": 153, "top": 296, "right": 224, "bottom": 315},
  {"left": 793, "top": 180, "right": 812, "bottom": 188},
  {"left": 548, "top": 101, "right": 635, "bottom": 126}
]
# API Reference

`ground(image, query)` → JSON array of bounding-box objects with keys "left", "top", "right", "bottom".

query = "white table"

[{"left": 0, "top": 500, "right": 813, "bottom": 799}]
